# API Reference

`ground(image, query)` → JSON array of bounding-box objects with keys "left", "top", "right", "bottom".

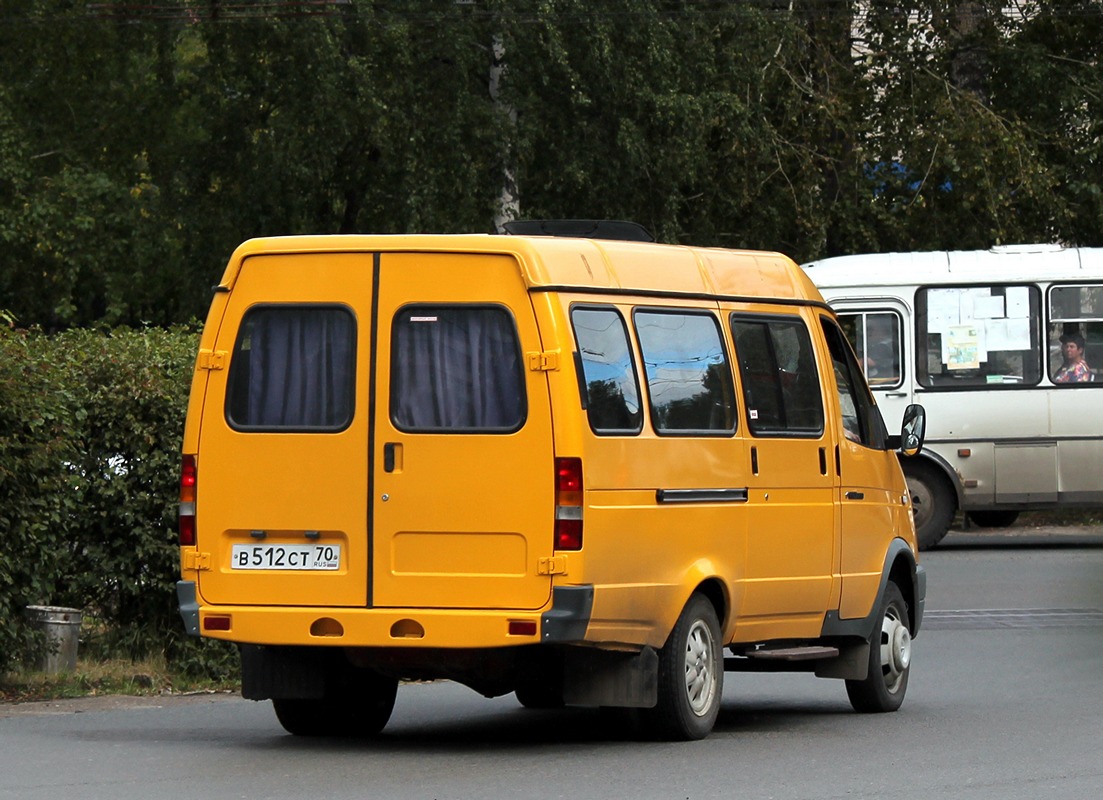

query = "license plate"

[{"left": 231, "top": 543, "right": 341, "bottom": 571}]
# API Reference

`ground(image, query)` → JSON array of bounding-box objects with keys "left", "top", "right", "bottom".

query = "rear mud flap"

[{"left": 563, "top": 646, "right": 658, "bottom": 708}]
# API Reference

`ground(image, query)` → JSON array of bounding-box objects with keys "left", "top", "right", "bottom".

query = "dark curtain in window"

[
  {"left": 391, "top": 307, "right": 525, "bottom": 431},
  {"left": 228, "top": 307, "right": 355, "bottom": 429}
]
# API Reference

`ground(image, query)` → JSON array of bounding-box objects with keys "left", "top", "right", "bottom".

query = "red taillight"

[
  {"left": 179, "top": 455, "right": 197, "bottom": 547},
  {"left": 555, "top": 457, "right": 583, "bottom": 551}
]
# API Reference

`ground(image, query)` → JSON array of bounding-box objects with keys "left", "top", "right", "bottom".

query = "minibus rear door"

[{"left": 370, "top": 251, "right": 556, "bottom": 611}]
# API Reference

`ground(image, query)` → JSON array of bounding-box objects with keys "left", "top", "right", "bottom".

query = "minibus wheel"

[
  {"left": 272, "top": 671, "right": 398, "bottom": 737},
  {"left": 845, "top": 581, "right": 911, "bottom": 713},
  {"left": 904, "top": 461, "right": 955, "bottom": 550},
  {"left": 644, "top": 593, "right": 722, "bottom": 741}
]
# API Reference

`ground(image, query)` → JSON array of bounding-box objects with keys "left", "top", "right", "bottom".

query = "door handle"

[
  {"left": 384, "top": 442, "right": 397, "bottom": 473},
  {"left": 845, "top": 491, "right": 865, "bottom": 500}
]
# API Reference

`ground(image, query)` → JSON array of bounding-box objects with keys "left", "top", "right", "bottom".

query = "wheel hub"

[{"left": 888, "top": 620, "right": 912, "bottom": 673}]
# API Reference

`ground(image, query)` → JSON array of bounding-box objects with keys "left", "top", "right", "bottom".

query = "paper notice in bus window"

[
  {"left": 929, "top": 289, "right": 961, "bottom": 328},
  {"left": 945, "top": 325, "right": 982, "bottom": 369},
  {"left": 973, "top": 295, "right": 1005, "bottom": 319},
  {"left": 1006, "top": 287, "right": 1030, "bottom": 318},
  {"left": 985, "top": 317, "right": 1032, "bottom": 351}
]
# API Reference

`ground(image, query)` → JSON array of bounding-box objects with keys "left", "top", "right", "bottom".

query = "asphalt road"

[{"left": 2, "top": 526, "right": 1102, "bottom": 800}]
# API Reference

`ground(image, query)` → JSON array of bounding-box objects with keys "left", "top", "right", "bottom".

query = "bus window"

[
  {"left": 634, "top": 310, "right": 736, "bottom": 435},
  {"left": 820, "top": 317, "right": 888, "bottom": 449},
  {"left": 1048, "top": 284, "right": 1102, "bottom": 385},
  {"left": 570, "top": 306, "right": 644, "bottom": 432},
  {"left": 838, "top": 310, "right": 903, "bottom": 388},
  {"left": 390, "top": 305, "right": 526, "bottom": 432},
  {"left": 916, "top": 285, "right": 1042, "bottom": 387},
  {"left": 730, "top": 315, "right": 824, "bottom": 436}
]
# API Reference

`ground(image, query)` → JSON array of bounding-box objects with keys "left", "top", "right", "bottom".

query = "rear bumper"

[{"left": 176, "top": 581, "right": 593, "bottom": 648}]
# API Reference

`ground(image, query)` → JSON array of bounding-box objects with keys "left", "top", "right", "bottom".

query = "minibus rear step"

[
  {"left": 747, "top": 645, "right": 839, "bottom": 660},
  {"left": 725, "top": 645, "right": 841, "bottom": 672}
]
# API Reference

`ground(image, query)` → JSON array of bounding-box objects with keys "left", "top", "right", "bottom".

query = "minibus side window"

[
  {"left": 1047, "top": 284, "right": 1103, "bottom": 386},
  {"left": 838, "top": 311, "right": 903, "bottom": 388},
  {"left": 570, "top": 306, "right": 643, "bottom": 434},
  {"left": 634, "top": 310, "right": 736, "bottom": 435},
  {"left": 730, "top": 316, "right": 824, "bottom": 436},
  {"left": 916, "top": 284, "right": 1042, "bottom": 387},
  {"left": 821, "top": 318, "right": 889, "bottom": 450},
  {"left": 390, "top": 305, "right": 526, "bottom": 432},
  {"left": 226, "top": 305, "right": 356, "bottom": 431}
]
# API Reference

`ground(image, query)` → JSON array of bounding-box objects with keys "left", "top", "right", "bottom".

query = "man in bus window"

[{"left": 1054, "top": 332, "right": 1091, "bottom": 383}]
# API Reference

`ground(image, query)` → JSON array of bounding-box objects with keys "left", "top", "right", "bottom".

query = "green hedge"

[{"left": 0, "top": 321, "right": 235, "bottom": 678}]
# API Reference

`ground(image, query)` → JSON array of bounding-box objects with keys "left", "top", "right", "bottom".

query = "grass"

[{"left": 0, "top": 655, "right": 239, "bottom": 704}]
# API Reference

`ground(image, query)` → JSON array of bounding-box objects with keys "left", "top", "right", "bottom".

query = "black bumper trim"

[{"left": 542, "top": 585, "right": 594, "bottom": 642}]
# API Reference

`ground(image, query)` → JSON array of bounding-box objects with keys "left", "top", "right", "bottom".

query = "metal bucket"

[{"left": 24, "top": 606, "right": 83, "bottom": 674}]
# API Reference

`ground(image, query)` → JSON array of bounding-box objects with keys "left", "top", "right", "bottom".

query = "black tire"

[
  {"left": 846, "top": 581, "right": 911, "bottom": 713},
  {"left": 966, "top": 510, "right": 1020, "bottom": 528},
  {"left": 642, "top": 593, "right": 723, "bottom": 741},
  {"left": 904, "top": 460, "right": 955, "bottom": 550},
  {"left": 272, "top": 671, "right": 398, "bottom": 737}
]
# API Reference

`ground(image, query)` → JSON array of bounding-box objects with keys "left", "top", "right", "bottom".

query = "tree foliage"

[
  {"left": 0, "top": 0, "right": 1101, "bottom": 675},
  {"left": 2, "top": 1, "right": 1101, "bottom": 330},
  {"left": 0, "top": 323, "right": 236, "bottom": 677}
]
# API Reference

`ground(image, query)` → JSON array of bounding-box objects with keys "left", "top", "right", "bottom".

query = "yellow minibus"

[{"left": 177, "top": 225, "right": 926, "bottom": 740}]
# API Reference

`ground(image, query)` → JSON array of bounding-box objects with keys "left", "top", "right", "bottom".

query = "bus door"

[{"left": 370, "top": 252, "right": 556, "bottom": 611}]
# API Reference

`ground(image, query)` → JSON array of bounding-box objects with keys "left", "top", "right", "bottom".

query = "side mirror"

[{"left": 898, "top": 403, "right": 925, "bottom": 457}]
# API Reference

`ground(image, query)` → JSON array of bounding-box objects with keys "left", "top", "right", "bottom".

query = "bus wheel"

[
  {"left": 966, "top": 510, "right": 1020, "bottom": 528},
  {"left": 846, "top": 581, "right": 911, "bottom": 713},
  {"left": 904, "top": 461, "right": 955, "bottom": 550},
  {"left": 644, "top": 593, "right": 722, "bottom": 741},
  {"left": 272, "top": 671, "right": 398, "bottom": 737}
]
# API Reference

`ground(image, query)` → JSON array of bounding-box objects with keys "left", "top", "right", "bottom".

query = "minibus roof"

[
  {"left": 223, "top": 233, "right": 823, "bottom": 304},
  {"left": 802, "top": 244, "right": 1103, "bottom": 288}
]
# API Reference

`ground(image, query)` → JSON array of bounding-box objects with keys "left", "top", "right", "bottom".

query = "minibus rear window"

[
  {"left": 634, "top": 310, "right": 736, "bottom": 435},
  {"left": 390, "top": 305, "right": 526, "bottom": 433},
  {"left": 226, "top": 305, "right": 356, "bottom": 431}
]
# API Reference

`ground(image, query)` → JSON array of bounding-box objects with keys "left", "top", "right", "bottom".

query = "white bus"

[{"left": 803, "top": 244, "right": 1103, "bottom": 549}]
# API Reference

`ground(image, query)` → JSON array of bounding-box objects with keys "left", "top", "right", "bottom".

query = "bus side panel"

[{"left": 554, "top": 296, "right": 749, "bottom": 649}]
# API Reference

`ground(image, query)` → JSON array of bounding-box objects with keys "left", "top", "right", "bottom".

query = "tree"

[{"left": 2, "top": 0, "right": 1102, "bottom": 331}]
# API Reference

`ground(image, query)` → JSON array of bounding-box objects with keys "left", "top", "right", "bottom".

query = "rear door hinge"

[
  {"left": 197, "top": 349, "right": 227, "bottom": 371},
  {"left": 528, "top": 350, "right": 561, "bottom": 371},
  {"left": 538, "top": 555, "right": 568, "bottom": 575},
  {"left": 183, "top": 551, "right": 211, "bottom": 571}
]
